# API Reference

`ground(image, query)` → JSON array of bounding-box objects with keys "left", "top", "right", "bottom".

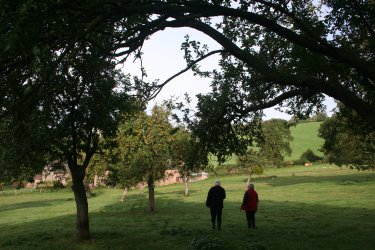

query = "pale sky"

[{"left": 121, "top": 27, "right": 335, "bottom": 120}]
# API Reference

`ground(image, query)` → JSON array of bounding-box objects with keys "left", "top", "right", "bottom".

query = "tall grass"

[{"left": 1, "top": 165, "right": 374, "bottom": 249}]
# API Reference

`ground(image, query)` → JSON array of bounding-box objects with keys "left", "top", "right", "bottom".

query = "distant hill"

[
  {"left": 216, "top": 121, "right": 325, "bottom": 166},
  {"left": 285, "top": 121, "right": 324, "bottom": 161}
]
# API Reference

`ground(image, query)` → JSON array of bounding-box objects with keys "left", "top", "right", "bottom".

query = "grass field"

[
  {"left": 1, "top": 164, "right": 374, "bottom": 250},
  {"left": 286, "top": 121, "right": 324, "bottom": 161},
  {"left": 216, "top": 121, "right": 324, "bottom": 166}
]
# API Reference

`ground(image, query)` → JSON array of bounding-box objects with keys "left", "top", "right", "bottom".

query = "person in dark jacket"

[
  {"left": 206, "top": 180, "right": 226, "bottom": 230},
  {"left": 241, "top": 183, "right": 259, "bottom": 229}
]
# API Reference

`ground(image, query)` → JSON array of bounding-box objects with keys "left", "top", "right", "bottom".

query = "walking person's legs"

[
  {"left": 210, "top": 207, "right": 217, "bottom": 229},
  {"left": 249, "top": 211, "right": 255, "bottom": 228},
  {"left": 245, "top": 211, "right": 251, "bottom": 228},
  {"left": 216, "top": 208, "right": 222, "bottom": 231}
]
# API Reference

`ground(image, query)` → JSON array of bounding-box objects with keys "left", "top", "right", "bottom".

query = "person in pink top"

[{"left": 241, "top": 183, "right": 259, "bottom": 229}]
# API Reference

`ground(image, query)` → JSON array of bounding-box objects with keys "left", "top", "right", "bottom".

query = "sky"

[{"left": 121, "top": 27, "right": 336, "bottom": 120}]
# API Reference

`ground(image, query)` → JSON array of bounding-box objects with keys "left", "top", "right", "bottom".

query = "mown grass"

[{"left": 1, "top": 164, "right": 374, "bottom": 250}]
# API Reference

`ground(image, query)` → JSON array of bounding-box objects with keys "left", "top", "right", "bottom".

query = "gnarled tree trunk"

[{"left": 71, "top": 167, "right": 90, "bottom": 240}]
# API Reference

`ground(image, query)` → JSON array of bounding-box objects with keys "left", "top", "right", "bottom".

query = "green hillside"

[
  {"left": 219, "top": 121, "right": 325, "bottom": 166},
  {"left": 286, "top": 121, "right": 325, "bottom": 161}
]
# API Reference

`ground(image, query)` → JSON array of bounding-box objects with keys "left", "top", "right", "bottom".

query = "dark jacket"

[
  {"left": 241, "top": 188, "right": 259, "bottom": 211},
  {"left": 206, "top": 185, "right": 226, "bottom": 209}
]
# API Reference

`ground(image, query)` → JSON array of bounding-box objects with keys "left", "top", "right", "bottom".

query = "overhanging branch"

[{"left": 148, "top": 49, "right": 225, "bottom": 100}]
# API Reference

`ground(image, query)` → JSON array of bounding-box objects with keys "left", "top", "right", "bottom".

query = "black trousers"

[
  {"left": 245, "top": 211, "right": 256, "bottom": 228},
  {"left": 210, "top": 207, "right": 223, "bottom": 224}
]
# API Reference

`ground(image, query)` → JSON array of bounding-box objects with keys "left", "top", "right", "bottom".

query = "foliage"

[
  {"left": 1, "top": 28, "right": 136, "bottom": 238},
  {"left": 190, "top": 235, "right": 223, "bottom": 250},
  {"left": 319, "top": 104, "right": 375, "bottom": 170},
  {"left": 115, "top": 105, "right": 175, "bottom": 186},
  {"left": 0, "top": 116, "right": 49, "bottom": 182},
  {"left": 1, "top": 0, "right": 375, "bottom": 239},
  {"left": 298, "top": 149, "right": 324, "bottom": 164},
  {"left": 259, "top": 119, "right": 293, "bottom": 166},
  {"left": 114, "top": 105, "right": 182, "bottom": 210},
  {"left": 172, "top": 127, "right": 209, "bottom": 179},
  {"left": 2, "top": 0, "right": 374, "bottom": 173},
  {"left": 310, "top": 112, "right": 328, "bottom": 122},
  {"left": 237, "top": 149, "right": 265, "bottom": 176},
  {"left": 52, "top": 180, "right": 65, "bottom": 190}
]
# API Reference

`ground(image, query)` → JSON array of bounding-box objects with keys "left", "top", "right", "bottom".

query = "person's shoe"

[{"left": 217, "top": 222, "right": 221, "bottom": 231}]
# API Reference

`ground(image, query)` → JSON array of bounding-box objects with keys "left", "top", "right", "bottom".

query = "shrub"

[
  {"left": 53, "top": 180, "right": 65, "bottom": 189},
  {"left": 252, "top": 165, "right": 264, "bottom": 175},
  {"left": 299, "top": 149, "right": 323, "bottom": 163},
  {"left": 190, "top": 235, "right": 222, "bottom": 250}
]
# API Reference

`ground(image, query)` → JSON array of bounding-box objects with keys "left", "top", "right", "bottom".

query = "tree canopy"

[
  {"left": 2, "top": 0, "right": 374, "bottom": 163},
  {"left": 1, "top": 0, "right": 375, "bottom": 241},
  {"left": 115, "top": 105, "right": 177, "bottom": 212},
  {"left": 319, "top": 103, "right": 375, "bottom": 170}
]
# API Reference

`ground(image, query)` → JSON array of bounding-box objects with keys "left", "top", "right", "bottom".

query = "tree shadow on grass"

[{"left": 0, "top": 197, "right": 74, "bottom": 212}]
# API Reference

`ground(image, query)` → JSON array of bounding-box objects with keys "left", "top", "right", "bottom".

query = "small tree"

[
  {"left": 237, "top": 149, "right": 265, "bottom": 184},
  {"left": 172, "top": 128, "right": 208, "bottom": 196},
  {"left": 116, "top": 105, "right": 176, "bottom": 212}
]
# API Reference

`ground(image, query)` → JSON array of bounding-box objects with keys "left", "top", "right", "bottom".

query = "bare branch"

[{"left": 148, "top": 49, "right": 225, "bottom": 99}]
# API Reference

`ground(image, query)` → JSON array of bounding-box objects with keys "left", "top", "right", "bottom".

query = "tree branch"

[
  {"left": 234, "top": 88, "right": 316, "bottom": 120},
  {"left": 108, "top": 3, "right": 375, "bottom": 81},
  {"left": 148, "top": 49, "right": 225, "bottom": 100}
]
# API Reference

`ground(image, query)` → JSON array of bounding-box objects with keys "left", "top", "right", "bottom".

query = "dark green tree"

[
  {"left": 0, "top": 115, "right": 49, "bottom": 183},
  {"left": 172, "top": 127, "right": 208, "bottom": 196},
  {"left": 0, "top": 38, "right": 134, "bottom": 239},
  {"left": 299, "top": 149, "right": 323, "bottom": 164},
  {"left": 319, "top": 104, "right": 375, "bottom": 170},
  {"left": 2, "top": 1, "right": 374, "bottom": 126},
  {"left": 259, "top": 119, "right": 293, "bottom": 166}
]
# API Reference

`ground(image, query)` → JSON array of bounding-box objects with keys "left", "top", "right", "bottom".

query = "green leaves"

[
  {"left": 319, "top": 104, "right": 375, "bottom": 170},
  {"left": 115, "top": 105, "right": 176, "bottom": 185},
  {"left": 259, "top": 119, "right": 293, "bottom": 166}
]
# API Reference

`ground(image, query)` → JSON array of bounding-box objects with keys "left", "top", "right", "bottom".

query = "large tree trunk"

[
  {"left": 120, "top": 187, "right": 128, "bottom": 203},
  {"left": 71, "top": 170, "right": 90, "bottom": 240},
  {"left": 147, "top": 176, "right": 155, "bottom": 213},
  {"left": 184, "top": 176, "right": 190, "bottom": 197}
]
